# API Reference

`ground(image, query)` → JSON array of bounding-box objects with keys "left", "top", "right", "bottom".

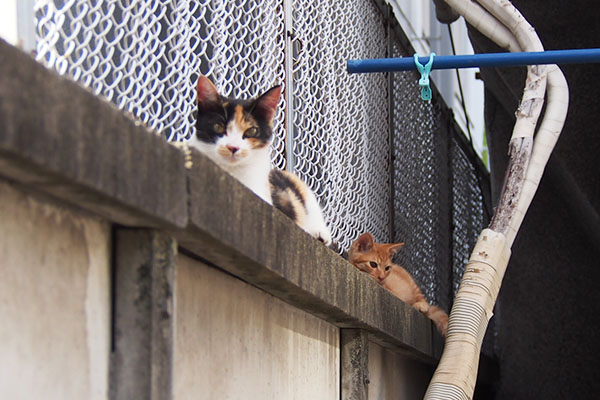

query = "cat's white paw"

[
  {"left": 302, "top": 204, "right": 332, "bottom": 246},
  {"left": 314, "top": 225, "right": 332, "bottom": 246}
]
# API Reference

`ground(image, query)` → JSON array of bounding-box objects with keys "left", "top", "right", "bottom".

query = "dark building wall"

[{"left": 466, "top": 1, "right": 600, "bottom": 398}]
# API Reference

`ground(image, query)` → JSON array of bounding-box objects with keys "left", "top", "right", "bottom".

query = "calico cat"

[
  {"left": 188, "top": 75, "right": 331, "bottom": 245},
  {"left": 348, "top": 232, "right": 448, "bottom": 337}
]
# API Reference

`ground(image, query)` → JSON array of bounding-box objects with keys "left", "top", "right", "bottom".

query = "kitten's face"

[
  {"left": 348, "top": 233, "right": 404, "bottom": 283},
  {"left": 193, "top": 75, "right": 281, "bottom": 167}
]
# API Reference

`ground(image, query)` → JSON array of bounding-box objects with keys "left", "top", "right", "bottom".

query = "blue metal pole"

[{"left": 347, "top": 48, "right": 600, "bottom": 73}]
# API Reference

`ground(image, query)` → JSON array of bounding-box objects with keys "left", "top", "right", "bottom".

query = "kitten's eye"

[
  {"left": 243, "top": 127, "right": 259, "bottom": 138},
  {"left": 385, "top": 265, "right": 391, "bottom": 271},
  {"left": 213, "top": 123, "right": 225, "bottom": 134},
  {"left": 369, "top": 261, "right": 378, "bottom": 268}
]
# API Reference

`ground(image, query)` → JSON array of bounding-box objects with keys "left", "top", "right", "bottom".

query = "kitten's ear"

[
  {"left": 387, "top": 242, "right": 404, "bottom": 256},
  {"left": 196, "top": 75, "right": 222, "bottom": 109},
  {"left": 352, "top": 232, "right": 374, "bottom": 253},
  {"left": 252, "top": 85, "right": 281, "bottom": 122}
]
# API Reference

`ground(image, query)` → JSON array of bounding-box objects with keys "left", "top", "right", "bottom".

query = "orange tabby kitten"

[{"left": 348, "top": 232, "right": 449, "bottom": 337}]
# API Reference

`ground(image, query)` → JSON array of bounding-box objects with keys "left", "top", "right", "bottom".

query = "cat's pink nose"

[{"left": 226, "top": 145, "right": 239, "bottom": 154}]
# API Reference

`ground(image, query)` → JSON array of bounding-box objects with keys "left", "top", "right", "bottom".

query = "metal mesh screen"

[
  {"left": 33, "top": 0, "right": 391, "bottom": 248},
  {"left": 32, "top": 0, "right": 490, "bottom": 319},
  {"left": 450, "top": 137, "right": 486, "bottom": 294},
  {"left": 389, "top": 54, "right": 452, "bottom": 312},
  {"left": 290, "top": 0, "right": 390, "bottom": 251},
  {"left": 34, "top": 0, "right": 287, "bottom": 167},
  {"left": 389, "top": 33, "right": 488, "bottom": 315},
  {"left": 450, "top": 137, "right": 495, "bottom": 353}
]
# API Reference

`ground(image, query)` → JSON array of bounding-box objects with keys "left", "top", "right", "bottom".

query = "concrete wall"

[
  {"left": 174, "top": 255, "right": 339, "bottom": 400},
  {"left": 0, "top": 180, "right": 111, "bottom": 400},
  {"left": 0, "top": 38, "right": 447, "bottom": 400},
  {"left": 0, "top": 176, "right": 440, "bottom": 400},
  {"left": 368, "top": 342, "right": 432, "bottom": 400},
  {"left": 0, "top": 179, "right": 341, "bottom": 400},
  {"left": 0, "top": 178, "right": 438, "bottom": 400}
]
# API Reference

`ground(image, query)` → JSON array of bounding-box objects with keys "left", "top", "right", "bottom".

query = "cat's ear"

[
  {"left": 352, "top": 232, "right": 374, "bottom": 253},
  {"left": 196, "top": 75, "right": 222, "bottom": 109},
  {"left": 252, "top": 85, "right": 281, "bottom": 122},
  {"left": 386, "top": 242, "right": 404, "bottom": 256}
]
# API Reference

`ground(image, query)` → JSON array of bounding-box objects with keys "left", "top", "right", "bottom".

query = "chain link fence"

[
  {"left": 33, "top": 0, "right": 491, "bottom": 345},
  {"left": 289, "top": 0, "right": 391, "bottom": 255}
]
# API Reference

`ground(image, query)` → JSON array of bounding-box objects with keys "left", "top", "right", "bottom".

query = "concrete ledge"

[
  {"left": 0, "top": 40, "right": 442, "bottom": 363},
  {"left": 0, "top": 39, "right": 187, "bottom": 229},
  {"left": 177, "top": 148, "right": 442, "bottom": 362}
]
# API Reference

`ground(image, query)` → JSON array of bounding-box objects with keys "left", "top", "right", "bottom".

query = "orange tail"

[{"left": 426, "top": 305, "right": 449, "bottom": 337}]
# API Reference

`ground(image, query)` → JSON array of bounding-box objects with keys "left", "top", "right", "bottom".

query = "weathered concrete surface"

[
  {"left": 110, "top": 230, "right": 176, "bottom": 400},
  {"left": 0, "top": 38, "right": 187, "bottom": 229},
  {"left": 0, "top": 179, "right": 111, "bottom": 400},
  {"left": 0, "top": 39, "right": 442, "bottom": 368},
  {"left": 341, "top": 330, "right": 370, "bottom": 400},
  {"left": 174, "top": 254, "right": 340, "bottom": 400},
  {"left": 177, "top": 148, "right": 443, "bottom": 362},
  {"left": 368, "top": 341, "right": 432, "bottom": 400}
]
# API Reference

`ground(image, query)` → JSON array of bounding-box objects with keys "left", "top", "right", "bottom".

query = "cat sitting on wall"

[
  {"left": 187, "top": 75, "right": 331, "bottom": 245},
  {"left": 348, "top": 232, "right": 448, "bottom": 337}
]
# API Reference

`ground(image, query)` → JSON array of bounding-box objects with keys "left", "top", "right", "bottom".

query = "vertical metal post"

[
  {"left": 17, "top": 0, "right": 36, "bottom": 52},
  {"left": 283, "top": 0, "right": 295, "bottom": 172},
  {"left": 0, "top": 0, "right": 35, "bottom": 52},
  {"left": 386, "top": 5, "right": 396, "bottom": 243}
]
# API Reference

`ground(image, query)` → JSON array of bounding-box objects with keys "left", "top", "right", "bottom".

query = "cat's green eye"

[
  {"left": 369, "top": 261, "right": 378, "bottom": 268},
  {"left": 213, "top": 123, "right": 225, "bottom": 134},
  {"left": 244, "top": 127, "right": 259, "bottom": 138}
]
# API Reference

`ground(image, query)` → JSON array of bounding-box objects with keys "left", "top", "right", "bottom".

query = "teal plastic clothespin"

[{"left": 413, "top": 53, "right": 435, "bottom": 101}]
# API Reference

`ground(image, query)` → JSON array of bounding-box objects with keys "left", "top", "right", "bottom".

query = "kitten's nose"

[{"left": 226, "top": 145, "right": 239, "bottom": 154}]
